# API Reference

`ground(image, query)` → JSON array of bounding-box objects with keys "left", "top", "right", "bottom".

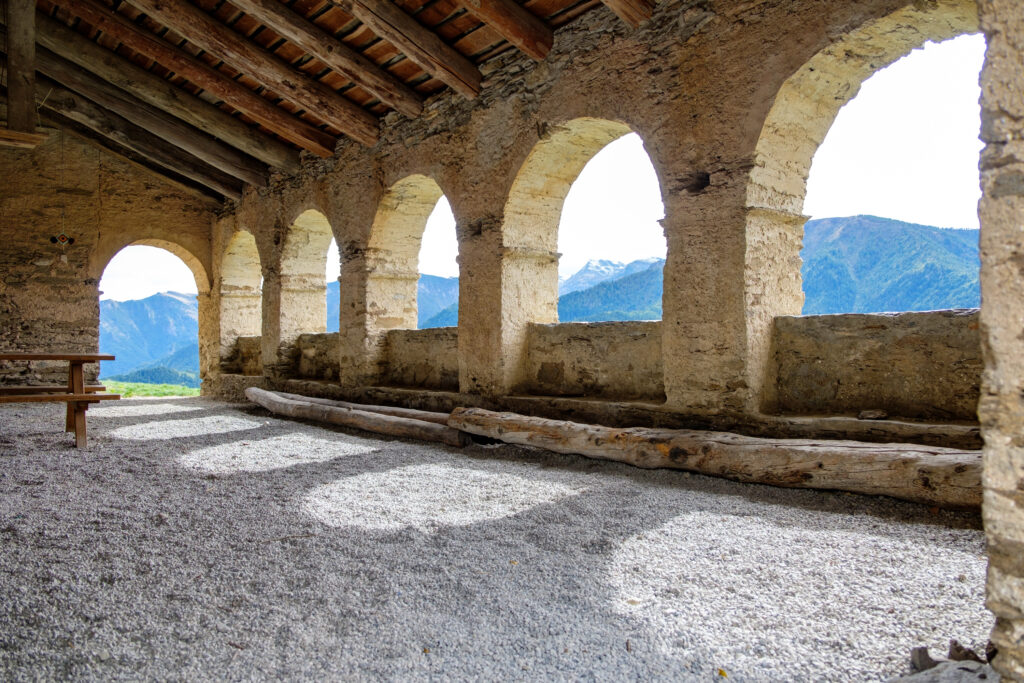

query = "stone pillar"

[
  {"left": 218, "top": 289, "right": 262, "bottom": 362},
  {"left": 660, "top": 183, "right": 749, "bottom": 415},
  {"left": 457, "top": 215, "right": 507, "bottom": 395},
  {"left": 978, "top": 1, "right": 1024, "bottom": 678},
  {"left": 196, "top": 292, "right": 218, "bottom": 391}
]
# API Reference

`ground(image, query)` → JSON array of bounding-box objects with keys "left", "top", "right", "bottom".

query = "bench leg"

[{"left": 73, "top": 402, "right": 87, "bottom": 448}]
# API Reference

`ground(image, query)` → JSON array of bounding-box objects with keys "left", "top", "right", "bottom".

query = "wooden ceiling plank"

[
  {"left": 230, "top": 0, "right": 423, "bottom": 117},
  {"left": 456, "top": 0, "right": 552, "bottom": 60},
  {"left": 599, "top": 0, "right": 653, "bottom": 28},
  {"left": 46, "top": 0, "right": 336, "bottom": 157},
  {"left": 6, "top": 0, "right": 37, "bottom": 132},
  {"left": 23, "top": 10, "right": 301, "bottom": 171},
  {"left": 120, "top": 0, "right": 379, "bottom": 145},
  {"left": 336, "top": 0, "right": 481, "bottom": 99},
  {"left": 32, "top": 42, "right": 270, "bottom": 186},
  {"left": 30, "top": 76, "right": 244, "bottom": 199}
]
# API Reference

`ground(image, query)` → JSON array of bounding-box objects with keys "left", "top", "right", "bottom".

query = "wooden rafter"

[
  {"left": 228, "top": 0, "right": 423, "bottom": 118},
  {"left": 337, "top": 0, "right": 482, "bottom": 99},
  {"left": 46, "top": 0, "right": 336, "bottom": 158},
  {"left": 32, "top": 78, "right": 245, "bottom": 199},
  {"left": 26, "top": 10, "right": 300, "bottom": 171},
  {"left": 120, "top": 0, "right": 380, "bottom": 146},
  {"left": 458, "top": 0, "right": 553, "bottom": 61},
  {"left": 600, "top": 0, "right": 655, "bottom": 28},
  {"left": 30, "top": 41, "right": 269, "bottom": 186},
  {"left": 5, "top": 0, "right": 35, "bottom": 132}
]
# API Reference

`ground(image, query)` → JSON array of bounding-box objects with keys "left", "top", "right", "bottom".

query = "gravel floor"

[{"left": 0, "top": 398, "right": 993, "bottom": 680}]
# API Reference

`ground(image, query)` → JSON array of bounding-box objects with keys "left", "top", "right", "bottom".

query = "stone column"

[
  {"left": 978, "top": 1, "right": 1024, "bottom": 678},
  {"left": 196, "top": 292, "right": 217, "bottom": 391},
  {"left": 660, "top": 182, "right": 749, "bottom": 415}
]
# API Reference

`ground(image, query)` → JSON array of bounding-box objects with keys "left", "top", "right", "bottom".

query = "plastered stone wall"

[
  {"left": 771, "top": 310, "right": 981, "bottom": 421},
  {"left": 0, "top": 128, "right": 217, "bottom": 384},
  {"left": 382, "top": 327, "right": 459, "bottom": 391},
  {"left": 978, "top": 0, "right": 1024, "bottom": 676},
  {"left": 524, "top": 322, "right": 664, "bottom": 400}
]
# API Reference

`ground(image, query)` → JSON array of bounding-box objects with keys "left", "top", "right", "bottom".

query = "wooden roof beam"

[
  {"left": 229, "top": 0, "right": 423, "bottom": 118},
  {"left": 458, "top": 0, "right": 552, "bottom": 61},
  {"left": 31, "top": 78, "right": 244, "bottom": 200},
  {"left": 336, "top": 0, "right": 482, "bottom": 99},
  {"left": 121, "top": 0, "right": 379, "bottom": 146},
  {"left": 6, "top": 0, "right": 36, "bottom": 132},
  {"left": 24, "top": 10, "right": 300, "bottom": 172},
  {"left": 47, "top": 0, "right": 336, "bottom": 158},
  {"left": 600, "top": 0, "right": 655, "bottom": 28},
  {"left": 31, "top": 41, "right": 269, "bottom": 187}
]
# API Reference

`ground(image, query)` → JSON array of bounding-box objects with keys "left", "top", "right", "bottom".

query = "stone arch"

[
  {"left": 278, "top": 208, "right": 334, "bottom": 344},
  {"left": 503, "top": 117, "right": 634, "bottom": 324},
  {"left": 365, "top": 174, "right": 446, "bottom": 330},
  {"left": 219, "top": 230, "right": 262, "bottom": 372},
  {"left": 743, "top": 0, "right": 979, "bottom": 412}
]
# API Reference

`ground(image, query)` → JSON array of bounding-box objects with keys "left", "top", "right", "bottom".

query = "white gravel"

[{"left": 0, "top": 398, "right": 992, "bottom": 680}]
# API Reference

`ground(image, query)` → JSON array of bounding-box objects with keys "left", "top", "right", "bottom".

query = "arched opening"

[
  {"left": 219, "top": 230, "right": 262, "bottom": 376},
  {"left": 325, "top": 237, "right": 340, "bottom": 333},
  {"left": 98, "top": 242, "right": 209, "bottom": 391},
  {"left": 743, "top": 0, "right": 979, "bottom": 413},
  {"left": 557, "top": 132, "right": 666, "bottom": 321},
  {"left": 279, "top": 209, "right": 333, "bottom": 344},
  {"left": 801, "top": 34, "right": 984, "bottom": 314},
  {"left": 365, "top": 175, "right": 456, "bottom": 331}
]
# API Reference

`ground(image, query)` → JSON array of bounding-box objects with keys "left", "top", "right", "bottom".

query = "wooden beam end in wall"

[
  {"left": 460, "top": 0, "right": 553, "bottom": 61},
  {"left": 601, "top": 0, "right": 655, "bottom": 28}
]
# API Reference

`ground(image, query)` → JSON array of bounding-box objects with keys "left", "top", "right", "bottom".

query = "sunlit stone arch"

[
  {"left": 219, "top": 230, "right": 262, "bottom": 367},
  {"left": 743, "top": 0, "right": 979, "bottom": 412},
  {"left": 278, "top": 208, "right": 334, "bottom": 343}
]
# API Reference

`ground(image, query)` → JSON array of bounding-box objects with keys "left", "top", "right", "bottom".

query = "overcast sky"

[{"left": 100, "top": 34, "right": 985, "bottom": 300}]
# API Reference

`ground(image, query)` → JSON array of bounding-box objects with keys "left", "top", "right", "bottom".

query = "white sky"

[{"left": 99, "top": 33, "right": 985, "bottom": 300}]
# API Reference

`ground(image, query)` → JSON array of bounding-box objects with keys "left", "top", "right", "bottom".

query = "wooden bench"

[{"left": 0, "top": 353, "right": 121, "bottom": 448}]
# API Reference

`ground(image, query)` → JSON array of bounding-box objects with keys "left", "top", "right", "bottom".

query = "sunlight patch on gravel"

[
  {"left": 107, "top": 414, "right": 265, "bottom": 440},
  {"left": 304, "top": 459, "right": 596, "bottom": 532},
  {"left": 607, "top": 504, "right": 991, "bottom": 681},
  {"left": 91, "top": 401, "right": 207, "bottom": 418},
  {"left": 178, "top": 433, "right": 379, "bottom": 473}
]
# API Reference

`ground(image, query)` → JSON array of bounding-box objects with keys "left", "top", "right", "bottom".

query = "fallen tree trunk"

[
  {"left": 246, "top": 388, "right": 468, "bottom": 447},
  {"left": 448, "top": 408, "right": 981, "bottom": 509},
  {"left": 271, "top": 391, "right": 451, "bottom": 425}
]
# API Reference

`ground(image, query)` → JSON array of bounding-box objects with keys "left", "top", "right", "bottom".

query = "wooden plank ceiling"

[{"left": 0, "top": 0, "right": 655, "bottom": 200}]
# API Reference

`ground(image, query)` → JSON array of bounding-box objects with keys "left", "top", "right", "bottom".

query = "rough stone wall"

[
  {"left": 524, "top": 322, "right": 664, "bottom": 400},
  {"left": 771, "top": 310, "right": 982, "bottom": 421},
  {"left": 0, "top": 128, "right": 217, "bottom": 384},
  {"left": 220, "top": 336, "right": 262, "bottom": 376},
  {"left": 977, "top": 0, "right": 1024, "bottom": 677},
  {"left": 382, "top": 327, "right": 459, "bottom": 391},
  {"left": 295, "top": 332, "right": 340, "bottom": 381}
]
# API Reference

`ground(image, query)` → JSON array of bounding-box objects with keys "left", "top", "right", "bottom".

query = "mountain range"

[{"left": 100, "top": 215, "right": 980, "bottom": 384}]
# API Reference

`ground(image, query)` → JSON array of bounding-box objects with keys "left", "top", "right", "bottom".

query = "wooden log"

[
  {"left": 31, "top": 77, "right": 244, "bottom": 200},
  {"left": 458, "top": 0, "right": 553, "bottom": 61},
  {"left": 272, "top": 390, "right": 452, "bottom": 425},
  {"left": 228, "top": 0, "right": 422, "bottom": 118},
  {"left": 121, "top": 0, "right": 379, "bottom": 146},
  {"left": 447, "top": 407, "right": 982, "bottom": 509},
  {"left": 25, "top": 11, "right": 299, "bottom": 173},
  {"left": 339, "top": 0, "right": 482, "bottom": 99},
  {"left": 246, "top": 387, "right": 468, "bottom": 447},
  {"left": 47, "top": 0, "right": 337, "bottom": 157},
  {"left": 30, "top": 41, "right": 268, "bottom": 187},
  {"left": 6, "top": 0, "right": 35, "bottom": 132},
  {"left": 600, "top": 0, "right": 655, "bottom": 27}
]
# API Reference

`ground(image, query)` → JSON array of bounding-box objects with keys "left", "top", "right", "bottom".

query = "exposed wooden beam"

[
  {"left": 337, "top": 0, "right": 482, "bottom": 99},
  {"left": 121, "top": 0, "right": 379, "bottom": 146},
  {"left": 0, "top": 128, "right": 48, "bottom": 148},
  {"left": 31, "top": 77, "right": 243, "bottom": 199},
  {"left": 600, "top": 0, "right": 654, "bottom": 28},
  {"left": 6, "top": 0, "right": 36, "bottom": 131},
  {"left": 26, "top": 10, "right": 300, "bottom": 171},
  {"left": 47, "top": 0, "right": 336, "bottom": 158},
  {"left": 458, "top": 0, "right": 552, "bottom": 61},
  {"left": 229, "top": 0, "right": 422, "bottom": 118},
  {"left": 29, "top": 41, "right": 269, "bottom": 187}
]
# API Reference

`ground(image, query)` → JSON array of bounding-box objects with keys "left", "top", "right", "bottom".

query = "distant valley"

[{"left": 101, "top": 215, "right": 980, "bottom": 384}]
